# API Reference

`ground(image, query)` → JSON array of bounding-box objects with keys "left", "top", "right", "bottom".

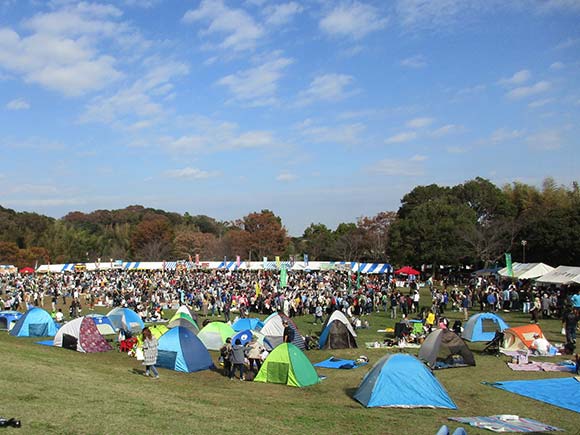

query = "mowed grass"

[{"left": 1, "top": 293, "right": 579, "bottom": 435}]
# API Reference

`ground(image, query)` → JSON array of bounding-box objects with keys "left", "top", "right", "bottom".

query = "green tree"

[{"left": 302, "top": 223, "right": 334, "bottom": 260}]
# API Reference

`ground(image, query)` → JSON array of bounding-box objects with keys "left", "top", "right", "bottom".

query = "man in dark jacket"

[{"left": 231, "top": 338, "right": 248, "bottom": 381}]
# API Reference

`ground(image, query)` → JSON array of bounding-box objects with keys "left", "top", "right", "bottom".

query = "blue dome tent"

[
  {"left": 232, "top": 318, "right": 264, "bottom": 332},
  {"left": 10, "top": 307, "right": 59, "bottom": 337},
  {"left": 0, "top": 310, "right": 23, "bottom": 331},
  {"left": 354, "top": 353, "right": 457, "bottom": 409},
  {"left": 106, "top": 308, "right": 144, "bottom": 334},
  {"left": 157, "top": 326, "right": 213, "bottom": 373},
  {"left": 461, "top": 312, "right": 509, "bottom": 342}
]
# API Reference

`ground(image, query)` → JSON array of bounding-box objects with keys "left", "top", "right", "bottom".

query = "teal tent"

[{"left": 10, "top": 307, "right": 59, "bottom": 337}]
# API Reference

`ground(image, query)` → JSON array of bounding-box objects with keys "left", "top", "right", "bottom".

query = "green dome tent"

[
  {"left": 254, "top": 343, "right": 320, "bottom": 388},
  {"left": 197, "top": 322, "right": 235, "bottom": 350}
]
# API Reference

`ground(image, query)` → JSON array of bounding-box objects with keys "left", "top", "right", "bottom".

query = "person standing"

[
  {"left": 283, "top": 320, "right": 294, "bottom": 343},
  {"left": 220, "top": 337, "right": 233, "bottom": 378},
  {"left": 530, "top": 297, "right": 541, "bottom": 324},
  {"left": 247, "top": 336, "right": 264, "bottom": 374},
  {"left": 142, "top": 327, "right": 159, "bottom": 379},
  {"left": 231, "top": 338, "right": 247, "bottom": 381}
]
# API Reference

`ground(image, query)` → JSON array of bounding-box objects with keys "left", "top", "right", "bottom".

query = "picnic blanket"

[
  {"left": 365, "top": 341, "right": 420, "bottom": 349},
  {"left": 449, "top": 415, "right": 562, "bottom": 433},
  {"left": 488, "top": 377, "right": 580, "bottom": 413},
  {"left": 314, "top": 357, "right": 368, "bottom": 369},
  {"left": 507, "top": 361, "right": 575, "bottom": 372}
]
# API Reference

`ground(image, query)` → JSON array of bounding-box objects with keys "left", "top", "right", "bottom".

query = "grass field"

[{"left": 1, "top": 293, "right": 579, "bottom": 435}]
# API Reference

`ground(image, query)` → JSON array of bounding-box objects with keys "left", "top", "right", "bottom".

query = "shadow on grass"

[
  {"left": 130, "top": 368, "right": 147, "bottom": 376},
  {"left": 343, "top": 387, "right": 360, "bottom": 407}
]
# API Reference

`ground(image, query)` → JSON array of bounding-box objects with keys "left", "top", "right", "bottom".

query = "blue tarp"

[
  {"left": 36, "top": 340, "right": 55, "bottom": 346},
  {"left": 490, "top": 378, "right": 580, "bottom": 413},
  {"left": 314, "top": 357, "right": 367, "bottom": 369}
]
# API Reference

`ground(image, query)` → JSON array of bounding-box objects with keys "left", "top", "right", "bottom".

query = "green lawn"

[{"left": 1, "top": 295, "right": 579, "bottom": 435}]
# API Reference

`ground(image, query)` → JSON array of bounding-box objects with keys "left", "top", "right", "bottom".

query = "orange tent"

[{"left": 501, "top": 324, "right": 544, "bottom": 351}]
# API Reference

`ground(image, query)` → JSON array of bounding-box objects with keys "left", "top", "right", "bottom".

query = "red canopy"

[
  {"left": 394, "top": 266, "right": 420, "bottom": 276},
  {"left": 19, "top": 267, "right": 35, "bottom": 274}
]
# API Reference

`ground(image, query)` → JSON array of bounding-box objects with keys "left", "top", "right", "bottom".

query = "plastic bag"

[{"left": 561, "top": 327, "right": 566, "bottom": 335}]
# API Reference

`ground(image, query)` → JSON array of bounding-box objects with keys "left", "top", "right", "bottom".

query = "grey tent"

[
  {"left": 167, "top": 317, "right": 199, "bottom": 334},
  {"left": 318, "top": 310, "right": 357, "bottom": 349},
  {"left": 418, "top": 328, "right": 475, "bottom": 369}
]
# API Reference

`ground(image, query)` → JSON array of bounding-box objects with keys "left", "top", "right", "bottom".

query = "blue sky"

[{"left": 0, "top": 0, "right": 579, "bottom": 236}]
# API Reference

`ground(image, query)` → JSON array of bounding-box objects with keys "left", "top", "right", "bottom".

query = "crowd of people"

[{"left": 1, "top": 267, "right": 579, "bottom": 354}]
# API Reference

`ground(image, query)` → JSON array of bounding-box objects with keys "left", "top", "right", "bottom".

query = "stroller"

[{"left": 482, "top": 330, "right": 504, "bottom": 355}]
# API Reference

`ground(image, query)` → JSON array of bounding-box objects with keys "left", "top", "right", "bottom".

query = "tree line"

[{"left": 0, "top": 177, "right": 579, "bottom": 269}]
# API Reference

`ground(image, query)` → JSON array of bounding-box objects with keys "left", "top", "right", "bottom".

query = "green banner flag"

[
  {"left": 280, "top": 266, "right": 287, "bottom": 288},
  {"left": 505, "top": 253, "right": 513, "bottom": 277},
  {"left": 356, "top": 268, "right": 361, "bottom": 290}
]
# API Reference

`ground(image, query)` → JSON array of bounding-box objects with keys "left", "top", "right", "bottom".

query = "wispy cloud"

[
  {"left": 369, "top": 157, "right": 424, "bottom": 176},
  {"left": 295, "top": 73, "right": 356, "bottom": 106},
  {"left": 276, "top": 171, "right": 297, "bottom": 182},
  {"left": 297, "top": 121, "right": 366, "bottom": 146},
  {"left": 528, "top": 98, "right": 554, "bottom": 109},
  {"left": 183, "top": 0, "right": 264, "bottom": 52},
  {"left": 5, "top": 98, "right": 30, "bottom": 110},
  {"left": 549, "top": 61, "right": 565, "bottom": 70},
  {"left": 499, "top": 69, "right": 531, "bottom": 86},
  {"left": 507, "top": 81, "right": 551, "bottom": 99},
  {"left": 165, "top": 167, "right": 219, "bottom": 179},
  {"left": 406, "top": 117, "right": 434, "bottom": 128},
  {"left": 489, "top": 128, "right": 525, "bottom": 144},
  {"left": 319, "top": 2, "right": 388, "bottom": 39},
  {"left": 555, "top": 37, "right": 580, "bottom": 50},
  {"left": 431, "top": 124, "right": 463, "bottom": 137},
  {"left": 399, "top": 54, "right": 427, "bottom": 68},
  {"left": 385, "top": 131, "right": 417, "bottom": 144},
  {"left": 217, "top": 54, "right": 293, "bottom": 106},
  {"left": 263, "top": 2, "right": 303, "bottom": 26},
  {"left": 526, "top": 129, "right": 562, "bottom": 150}
]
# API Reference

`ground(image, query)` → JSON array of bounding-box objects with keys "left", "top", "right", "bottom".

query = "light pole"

[{"left": 521, "top": 240, "right": 527, "bottom": 263}]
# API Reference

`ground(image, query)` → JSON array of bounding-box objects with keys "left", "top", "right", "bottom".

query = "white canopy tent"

[
  {"left": 535, "top": 266, "right": 580, "bottom": 285},
  {"left": 498, "top": 262, "right": 554, "bottom": 280}
]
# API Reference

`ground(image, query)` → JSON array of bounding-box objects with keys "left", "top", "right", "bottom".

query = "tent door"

[
  {"left": 157, "top": 350, "right": 178, "bottom": 370},
  {"left": 0, "top": 318, "right": 7, "bottom": 330},
  {"left": 29, "top": 323, "right": 48, "bottom": 337},
  {"left": 267, "top": 362, "right": 289, "bottom": 384},
  {"left": 62, "top": 334, "right": 78, "bottom": 350}
]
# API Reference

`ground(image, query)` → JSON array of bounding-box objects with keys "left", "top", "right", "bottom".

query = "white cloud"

[
  {"left": 369, "top": 157, "right": 424, "bottom": 176},
  {"left": 80, "top": 58, "right": 189, "bottom": 126},
  {"left": 507, "top": 81, "right": 551, "bottom": 99},
  {"left": 0, "top": 2, "right": 144, "bottom": 97},
  {"left": 526, "top": 130, "right": 562, "bottom": 150},
  {"left": 296, "top": 73, "right": 355, "bottom": 105},
  {"left": 489, "top": 128, "right": 525, "bottom": 144},
  {"left": 446, "top": 145, "right": 468, "bottom": 153},
  {"left": 319, "top": 2, "right": 388, "bottom": 39},
  {"left": 6, "top": 98, "right": 30, "bottom": 110},
  {"left": 549, "top": 61, "right": 564, "bottom": 70},
  {"left": 160, "top": 115, "right": 281, "bottom": 154},
  {"left": 410, "top": 154, "right": 427, "bottom": 161},
  {"left": 399, "top": 54, "right": 427, "bottom": 68},
  {"left": 406, "top": 117, "right": 434, "bottom": 128},
  {"left": 555, "top": 37, "right": 580, "bottom": 50},
  {"left": 298, "top": 122, "right": 366, "bottom": 146},
  {"left": 276, "top": 172, "right": 297, "bottom": 182},
  {"left": 264, "top": 2, "right": 303, "bottom": 26},
  {"left": 217, "top": 54, "right": 293, "bottom": 106},
  {"left": 183, "top": 0, "right": 264, "bottom": 51},
  {"left": 395, "top": 0, "right": 485, "bottom": 29},
  {"left": 499, "top": 69, "right": 531, "bottom": 86},
  {"left": 431, "top": 124, "right": 462, "bottom": 137},
  {"left": 165, "top": 167, "right": 219, "bottom": 179},
  {"left": 528, "top": 98, "right": 554, "bottom": 109},
  {"left": 385, "top": 131, "right": 417, "bottom": 144}
]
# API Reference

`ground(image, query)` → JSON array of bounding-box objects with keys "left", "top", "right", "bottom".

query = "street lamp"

[{"left": 521, "top": 240, "right": 527, "bottom": 263}]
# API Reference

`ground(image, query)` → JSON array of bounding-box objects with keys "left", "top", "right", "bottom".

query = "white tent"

[
  {"left": 535, "top": 266, "right": 580, "bottom": 285},
  {"left": 498, "top": 262, "right": 554, "bottom": 280}
]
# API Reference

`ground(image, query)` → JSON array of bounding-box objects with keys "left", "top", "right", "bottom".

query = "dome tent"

[
  {"left": 418, "top": 329, "right": 475, "bottom": 368},
  {"left": 197, "top": 322, "right": 235, "bottom": 351},
  {"left": 260, "top": 312, "right": 305, "bottom": 350},
  {"left": 106, "top": 307, "right": 144, "bottom": 334},
  {"left": 53, "top": 317, "right": 112, "bottom": 353},
  {"left": 318, "top": 310, "right": 357, "bottom": 349},
  {"left": 85, "top": 314, "right": 116, "bottom": 335},
  {"left": 169, "top": 306, "right": 199, "bottom": 331},
  {"left": 354, "top": 353, "right": 457, "bottom": 409},
  {"left": 461, "top": 313, "right": 509, "bottom": 342},
  {"left": 157, "top": 326, "right": 213, "bottom": 373},
  {"left": 232, "top": 317, "right": 264, "bottom": 332},
  {"left": 254, "top": 343, "right": 320, "bottom": 388},
  {"left": 0, "top": 311, "right": 23, "bottom": 331},
  {"left": 10, "top": 307, "right": 58, "bottom": 337}
]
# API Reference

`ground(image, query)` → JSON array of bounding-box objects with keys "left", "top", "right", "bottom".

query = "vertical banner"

[
  {"left": 356, "top": 268, "right": 361, "bottom": 290},
  {"left": 263, "top": 256, "right": 268, "bottom": 269},
  {"left": 255, "top": 281, "right": 261, "bottom": 296},
  {"left": 236, "top": 255, "right": 241, "bottom": 267},
  {"left": 304, "top": 254, "right": 309, "bottom": 267},
  {"left": 275, "top": 256, "right": 280, "bottom": 269},
  {"left": 290, "top": 255, "right": 295, "bottom": 267},
  {"left": 223, "top": 256, "right": 227, "bottom": 265},
  {"left": 195, "top": 254, "right": 200, "bottom": 266},
  {"left": 505, "top": 253, "right": 513, "bottom": 277},
  {"left": 280, "top": 266, "right": 288, "bottom": 288}
]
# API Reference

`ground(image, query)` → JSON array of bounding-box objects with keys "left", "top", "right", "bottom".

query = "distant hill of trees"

[{"left": 1, "top": 177, "right": 579, "bottom": 269}]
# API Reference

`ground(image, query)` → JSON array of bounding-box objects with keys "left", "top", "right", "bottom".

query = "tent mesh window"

[
  {"left": 267, "top": 362, "right": 289, "bottom": 384},
  {"left": 62, "top": 334, "right": 78, "bottom": 351},
  {"left": 29, "top": 323, "right": 48, "bottom": 337},
  {"left": 0, "top": 318, "right": 7, "bottom": 330},
  {"left": 157, "top": 350, "right": 178, "bottom": 369},
  {"left": 481, "top": 319, "right": 499, "bottom": 333}
]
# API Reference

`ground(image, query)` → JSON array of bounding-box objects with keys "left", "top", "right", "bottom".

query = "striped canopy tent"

[
  {"left": 217, "top": 261, "right": 247, "bottom": 271},
  {"left": 355, "top": 263, "right": 392, "bottom": 274}
]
